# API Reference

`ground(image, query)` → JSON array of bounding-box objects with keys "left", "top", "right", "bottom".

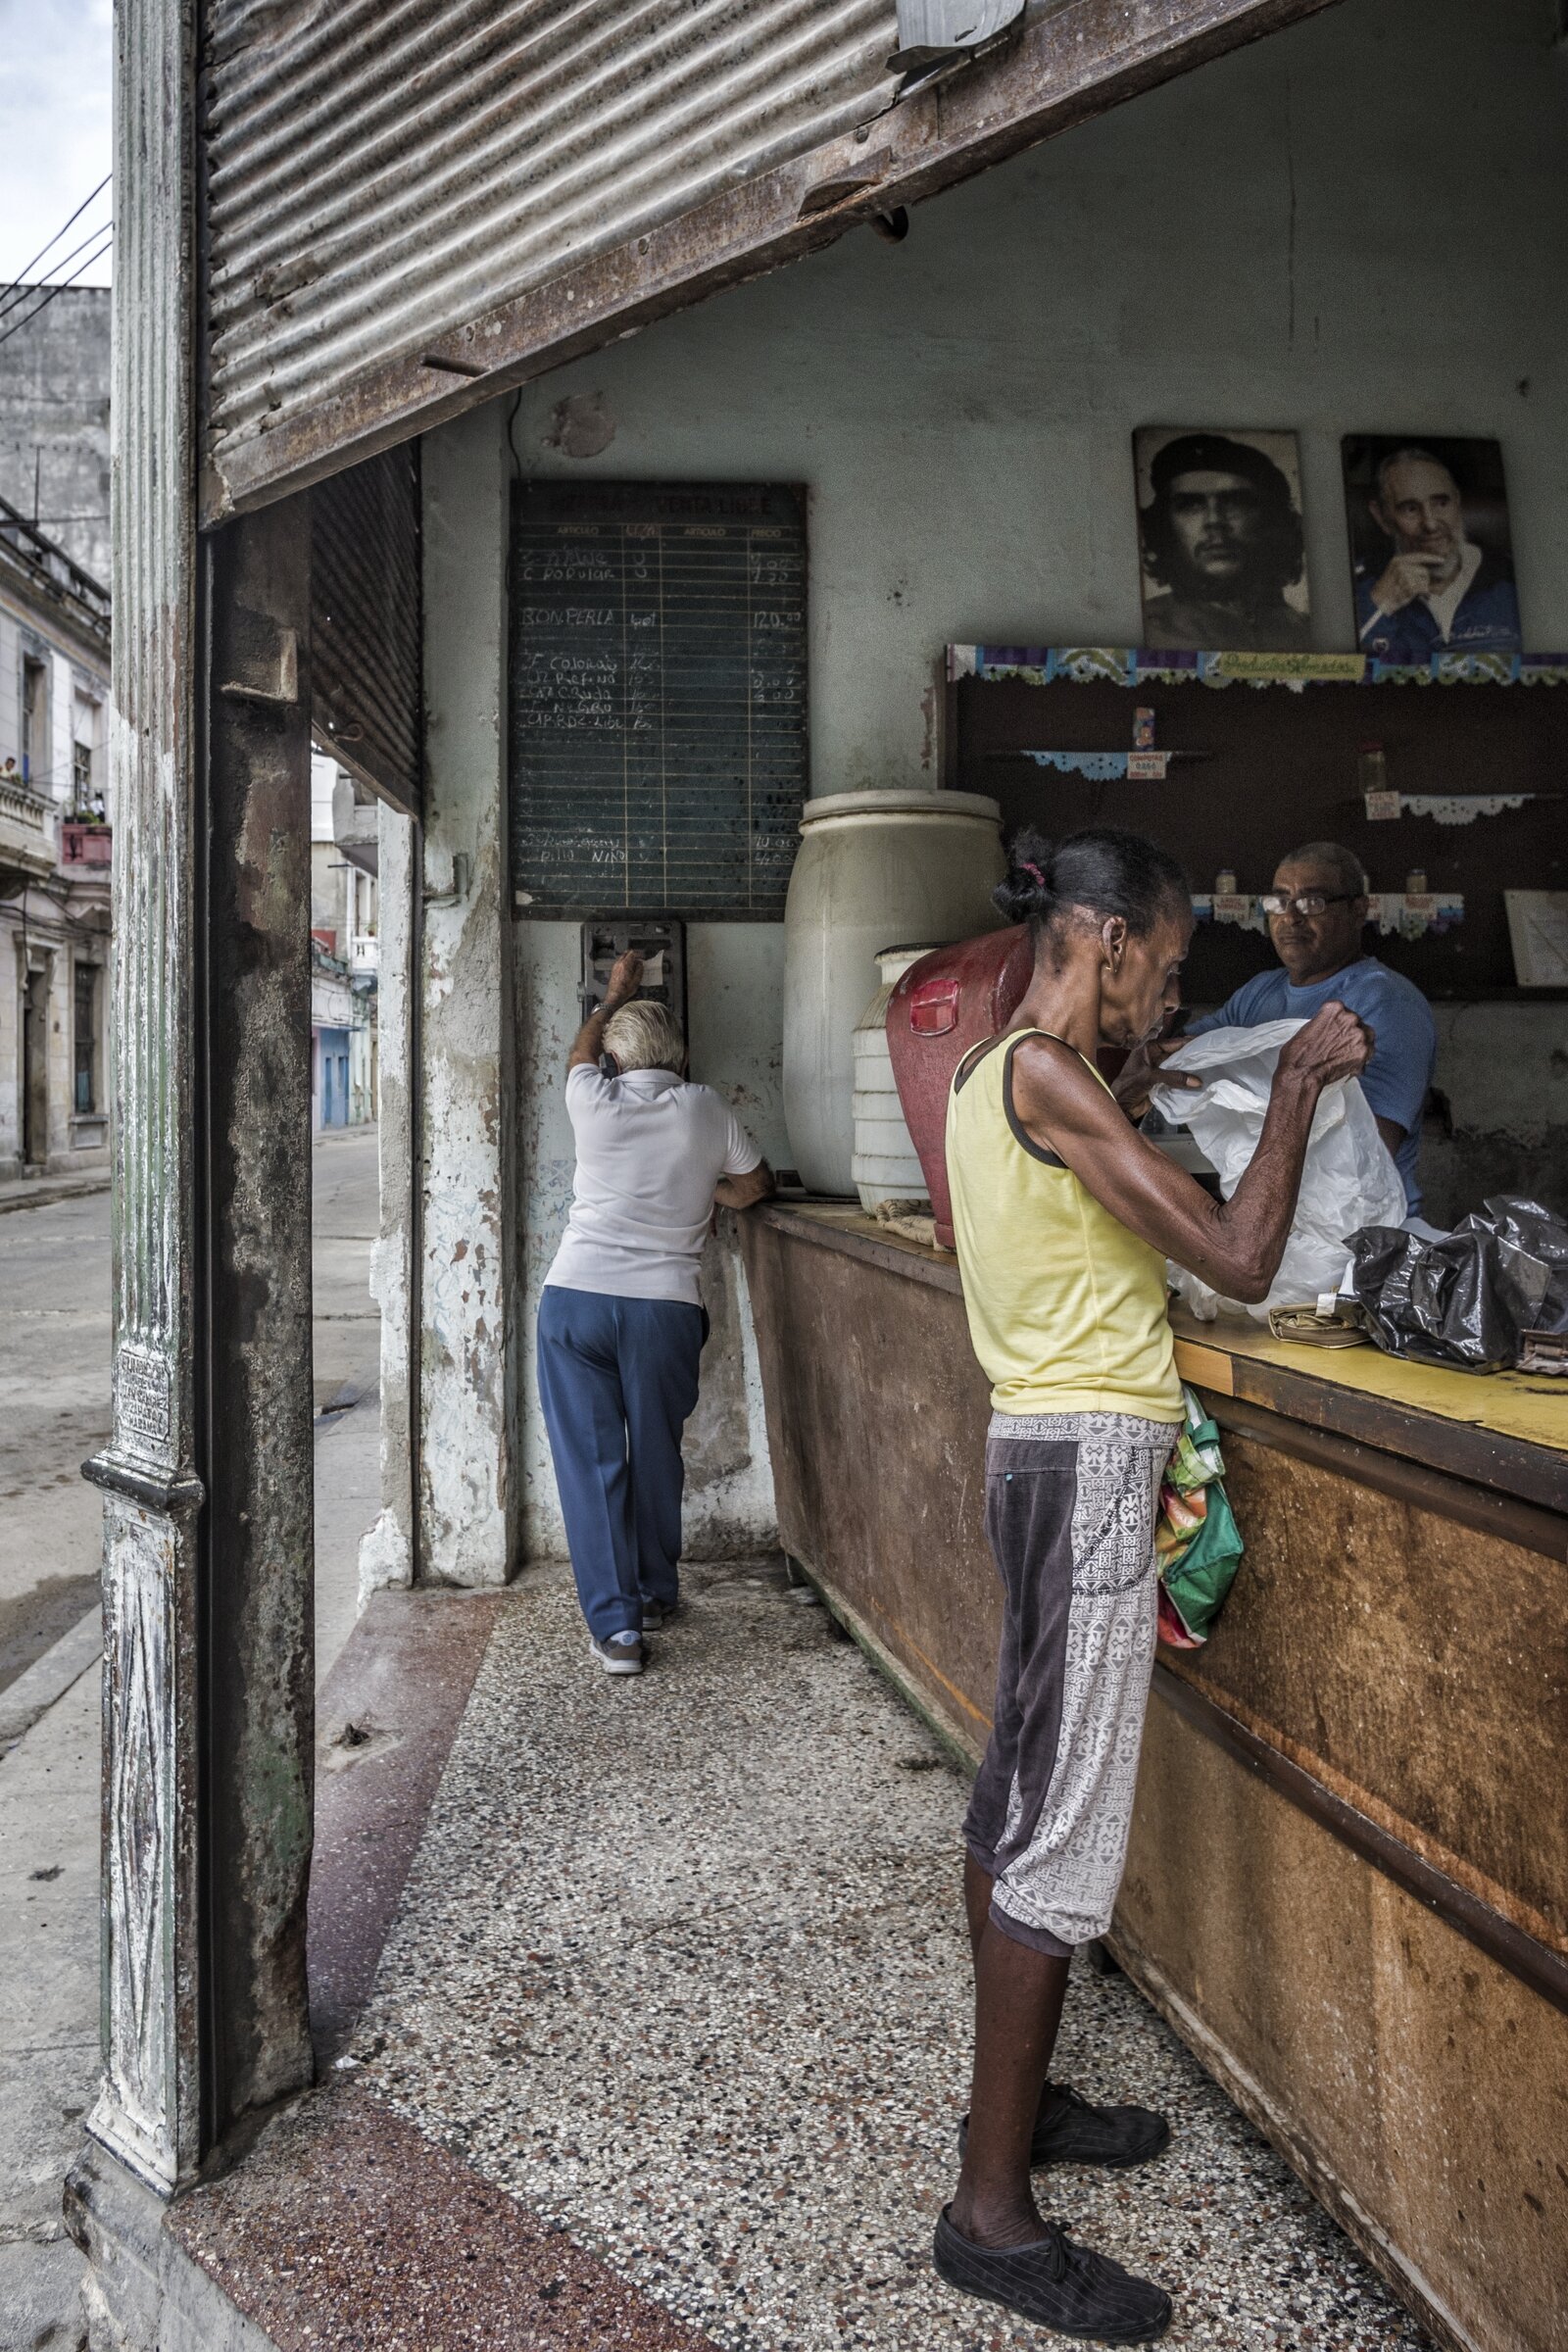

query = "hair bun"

[
  {"left": 992, "top": 826, "right": 1056, "bottom": 925},
  {"left": 994, "top": 824, "right": 1191, "bottom": 939}
]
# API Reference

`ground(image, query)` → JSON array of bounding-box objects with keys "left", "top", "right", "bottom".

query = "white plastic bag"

[{"left": 1150, "top": 1019, "right": 1405, "bottom": 1322}]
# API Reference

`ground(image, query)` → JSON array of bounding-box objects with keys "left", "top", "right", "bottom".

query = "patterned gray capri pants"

[{"left": 964, "top": 1411, "right": 1175, "bottom": 1958}]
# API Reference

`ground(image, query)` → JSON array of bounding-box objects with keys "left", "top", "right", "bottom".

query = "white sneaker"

[{"left": 590, "top": 1633, "right": 645, "bottom": 1676}]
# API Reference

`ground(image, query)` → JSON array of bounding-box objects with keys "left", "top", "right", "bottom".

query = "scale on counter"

[{"left": 579, "top": 917, "right": 688, "bottom": 1036}]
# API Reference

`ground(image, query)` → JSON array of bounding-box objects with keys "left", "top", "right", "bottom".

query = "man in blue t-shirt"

[{"left": 1167, "top": 842, "right": 1437, "bottom": 1216}]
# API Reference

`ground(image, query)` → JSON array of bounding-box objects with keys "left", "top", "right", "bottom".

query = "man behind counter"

[{"left": 1155, "top": 841, "right": 1437, "bottom": 1220}]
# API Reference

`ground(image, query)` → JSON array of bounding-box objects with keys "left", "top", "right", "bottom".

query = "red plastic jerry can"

[{"left": 886, "top": 927, "right": 1033, "bottom": 1249}]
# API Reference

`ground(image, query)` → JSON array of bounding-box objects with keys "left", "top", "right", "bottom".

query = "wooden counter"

[{"left": 741, "top": 1200, "right": 1568, "bottom": 2352}]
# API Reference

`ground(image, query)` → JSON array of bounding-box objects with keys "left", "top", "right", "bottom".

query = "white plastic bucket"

[
  {"left": 782, "top": 791, "right": 1004, "bottom": 1195},
  {"left": 852, "top": 945, "right": 935, "bottom": 1212}
]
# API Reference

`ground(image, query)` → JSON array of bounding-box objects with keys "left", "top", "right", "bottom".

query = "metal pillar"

[
  {"left": 78, "top": 0, "right": 205, "bottom": 2198},
  {"left": 69, "top": 0, "right": 317, "bottom": 2329}
]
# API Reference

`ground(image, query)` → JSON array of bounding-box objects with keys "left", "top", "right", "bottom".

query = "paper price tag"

[
  {"left": 1364, "top": 790, "right": 1399, "bottom": 821},
  {"left": 1127, "top": 750, "right": 1169, "bottom": 781}
]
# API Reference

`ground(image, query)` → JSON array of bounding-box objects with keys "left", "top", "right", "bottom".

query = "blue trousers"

[{"left": 536, "top": 1286, "right": 708, "bottom": 1642}]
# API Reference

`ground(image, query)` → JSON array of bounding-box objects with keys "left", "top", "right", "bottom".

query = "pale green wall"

[{"left": 511, "top": 0, "right": 1568, "bottom": 795}]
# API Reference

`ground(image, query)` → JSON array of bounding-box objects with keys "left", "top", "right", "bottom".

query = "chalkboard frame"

[{"left": 507, "top": 479, "right": 809, "bottom": 922}]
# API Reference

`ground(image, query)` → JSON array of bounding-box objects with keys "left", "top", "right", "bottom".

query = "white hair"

[
  {"left": 603, "top": 999, "right": 685, "bottom": 1074},
  {"left": 1282, "top": 840, "right": 1368, "bottom": 898}
]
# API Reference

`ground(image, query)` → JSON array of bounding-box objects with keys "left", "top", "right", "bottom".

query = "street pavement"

[
  {"left": 0, "top": 1124, "right": 383, "bottom": 2352},
  {"left": 0, "top": 1192, "right": 110, "bottom": 1700}
]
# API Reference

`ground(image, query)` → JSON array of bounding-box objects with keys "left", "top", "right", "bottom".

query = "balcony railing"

[
  {"left": 1, "top": 772, "right": 46, "bottom": 828},
  {"left": 0, "top": 772, "right": 53, "bottom": 882}
]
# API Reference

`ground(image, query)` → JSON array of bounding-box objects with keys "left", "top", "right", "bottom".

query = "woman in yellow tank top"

[{"left": 934, "top": 827, "right": 1371, "bottom": 2342}]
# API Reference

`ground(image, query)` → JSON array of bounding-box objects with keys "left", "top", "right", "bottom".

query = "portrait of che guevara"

[{"left": 1134, "top": 426, "right": 1311, "bottom": 655}]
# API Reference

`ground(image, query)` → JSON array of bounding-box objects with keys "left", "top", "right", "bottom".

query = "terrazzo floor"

[{"left": 350, "top": 1559, "right": 1434, "bottom": 2351}]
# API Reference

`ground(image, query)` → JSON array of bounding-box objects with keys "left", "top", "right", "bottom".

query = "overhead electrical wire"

[
  {"left": 0, "top": 172, "right": 111, "bottom": 303},
  {"left": 0, "top": 236, "right": 115, "bottom": 358},
  {"left": 0, "top": 215, "right": 116, "bottom": 330}
]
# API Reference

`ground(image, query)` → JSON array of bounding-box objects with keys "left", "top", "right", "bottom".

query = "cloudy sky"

[{"left": 0, "top": 0, "right": 113, "bottom": 289}]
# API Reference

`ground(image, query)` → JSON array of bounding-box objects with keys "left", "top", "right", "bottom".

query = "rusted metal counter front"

[{"left": 740, "top": 1200, "right": 1568, "bottom": 2352}]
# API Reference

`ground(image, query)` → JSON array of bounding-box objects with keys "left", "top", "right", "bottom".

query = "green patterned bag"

[{"left": 1155, "top": 1386, "right": 1245, "bottom": 1647}]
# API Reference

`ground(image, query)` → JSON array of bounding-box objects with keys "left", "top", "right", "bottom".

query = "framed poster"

[
  {"left": 1134, "top": 427, "right": 1309, "bottom": 653},
  {"left": 1343, "top": 436, "right": 1520, "bottom": 662}
]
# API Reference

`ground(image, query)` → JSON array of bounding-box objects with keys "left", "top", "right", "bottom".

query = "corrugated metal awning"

[
  {"left": 205, "top": 0, "right": 897, "bottom": 512},
  {"left": 201, "top": 0, "right": 1340, "bottom": 519}
]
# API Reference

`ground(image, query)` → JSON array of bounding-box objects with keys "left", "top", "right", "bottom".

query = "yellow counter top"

[
  {"left": 1169, "top": 1306, "right": 1568, "bottom": 1459},
  {"left": 761, "top": 1201, "right": 1568, "bottom": 1502}
]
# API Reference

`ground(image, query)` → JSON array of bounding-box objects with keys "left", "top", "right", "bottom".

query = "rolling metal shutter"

[{"left": 310, "top": 442, "right": 422, "bottom": 815}]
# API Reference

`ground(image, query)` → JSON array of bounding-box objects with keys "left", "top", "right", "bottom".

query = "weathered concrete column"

[
  {"left": 68, "top": 0, "right": 317, "bottom": 2328},
  {"left": 416, "top": 413, "right": 517, "bottom": 1586},
  {"left": 358, "top": 797, "right": 417, "bottom": 1597},
  {"left": 74, "top": 0, "right": 207, "bottom": 2209},
  {"left": 73, "top": 497, "right": 317, "bottom": 2321}
]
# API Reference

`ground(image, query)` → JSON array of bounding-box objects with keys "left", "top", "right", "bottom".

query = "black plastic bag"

[{"left": 1348, "top": 1196, "right": 1568, "bottom": 1373}]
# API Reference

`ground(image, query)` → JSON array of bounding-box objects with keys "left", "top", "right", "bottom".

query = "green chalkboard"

[{"left": 508, "top": 480, "right": 808, "bottom": 918}]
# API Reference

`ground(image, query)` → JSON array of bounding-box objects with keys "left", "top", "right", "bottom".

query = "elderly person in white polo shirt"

[{"left": 537, "top": 952, "right": 773, "bottom": 1676}]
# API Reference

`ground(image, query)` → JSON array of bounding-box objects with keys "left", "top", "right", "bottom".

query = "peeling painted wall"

[
  {"left": 0, "top": 286, "right": 111, "bottom": 585},
  {"left": 360, "top": 800, "right": 417, "bottom": 1599},
  {"left": 417, "top": 410, "right": 517, "bottom": 1586}
]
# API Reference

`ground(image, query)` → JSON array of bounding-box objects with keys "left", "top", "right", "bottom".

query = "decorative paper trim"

[
  {"left": 950, "top": 646, "right": 1568, "bottom": 689},
  {"left": 1018, "top": 749, "right": 1172, "bottom": 780},
  {"left": 1396, "top": 795, "right": 1536, "bottom": 826}
]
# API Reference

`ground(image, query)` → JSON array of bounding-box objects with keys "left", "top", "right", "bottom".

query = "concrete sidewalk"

[
  {"left": 0, "top": 1396, "right": 383, "bottom": 2352},
  {"left": 0, "top": 1662, "right": 99, "bottom": 2351},
  {"left": 0, "top": 1174, "right": 110, "bottom": 1219},
  {"left": 169, "top": 1562, "right": 1434, "bottom": 2352}
]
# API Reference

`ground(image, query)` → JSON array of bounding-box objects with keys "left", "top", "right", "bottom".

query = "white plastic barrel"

[
  {"left": 783, "top": 790, "right": 1004, "bottom": 1196},
  {"left": 853, "top": 947, "right": 935, "bottom": 1213}
]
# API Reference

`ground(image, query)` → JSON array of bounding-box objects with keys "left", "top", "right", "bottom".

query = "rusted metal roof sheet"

[
  {"left": 204, "top": 0, "right": 898, "bottom": 506},
  {"left": 310, "top": 442, "right": 422, "bottom": 816},
  {"left": 201, "top": 0, "right": 1341, "bottom": 517}
]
